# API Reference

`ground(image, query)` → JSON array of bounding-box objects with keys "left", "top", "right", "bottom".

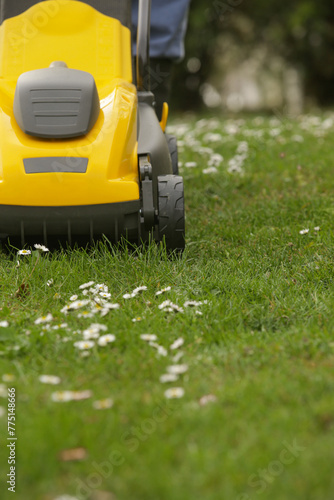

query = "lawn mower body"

[{"left": 0, "top": 0, "right": 185, "bottom": 250}]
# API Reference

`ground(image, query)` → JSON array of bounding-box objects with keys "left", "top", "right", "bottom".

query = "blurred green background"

[{"left": 170, "top": 0, "right": 334, "bottom": 114}]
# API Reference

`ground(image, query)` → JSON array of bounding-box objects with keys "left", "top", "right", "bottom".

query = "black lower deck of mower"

[{"left": 0, "top": 201, "right": 141, "bottom": 248}]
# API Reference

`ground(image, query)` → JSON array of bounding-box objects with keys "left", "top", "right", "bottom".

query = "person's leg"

[{"left": 132, "top": 0, "right": 191, "bottom": 119}]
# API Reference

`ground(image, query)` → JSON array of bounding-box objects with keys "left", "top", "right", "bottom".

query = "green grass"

[{"left": 1, "top": 113, "right": 334, "bottom": 500}]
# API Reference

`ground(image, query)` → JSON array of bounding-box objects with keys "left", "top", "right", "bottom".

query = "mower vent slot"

[
  {"left": 23, "top": 157, "right": 88, "bottom": 174},
  {"left": 31, "top": 89, "right": 82, "bottom": 126}
]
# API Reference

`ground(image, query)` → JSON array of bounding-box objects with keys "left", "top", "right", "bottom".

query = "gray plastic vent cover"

[{"left": 13, "top": 63, "right": 100, "bottom": 139}]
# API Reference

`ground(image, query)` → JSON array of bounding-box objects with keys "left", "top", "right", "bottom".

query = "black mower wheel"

[
  {"left": 166, "top": 134, "right": 179, "bottom": 175},
  {"left": 158, "top": 175, "right": 185, "bottom": 252}
]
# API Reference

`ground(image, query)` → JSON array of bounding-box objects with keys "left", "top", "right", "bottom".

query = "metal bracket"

[{"left": 139, "top": 155, "right": 156, "bottom": 230}]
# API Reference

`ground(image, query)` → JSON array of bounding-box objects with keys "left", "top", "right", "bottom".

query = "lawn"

[{"left": 1, "top": 112, "right": 334, "bottom": 500}]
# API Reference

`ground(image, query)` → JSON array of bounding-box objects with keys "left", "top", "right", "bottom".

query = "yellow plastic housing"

[{"left": 0, "top": 0, "right": 139, "bottom": 206}]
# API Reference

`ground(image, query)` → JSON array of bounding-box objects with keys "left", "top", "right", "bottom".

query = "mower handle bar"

[{"left": 136, "top": 0, "right": 151, "bottom": 92}]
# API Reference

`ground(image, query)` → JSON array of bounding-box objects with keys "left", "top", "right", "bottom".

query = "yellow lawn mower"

[{"left": 0, "top": 0, "right": 185, "bottom": 251}]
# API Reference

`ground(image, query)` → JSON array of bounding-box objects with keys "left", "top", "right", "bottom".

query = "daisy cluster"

[
  {"left": 168, "top": 113, "right": 334, "bottom": 178},
  {"left": 0, "top": 282, "right": 208, "bottom": 407},
  {"left": 17, "top": 244, "right": 50, "bottom": 256},
  {"left": 140, "top": 332, "right": 187, "bottom": 399},
  {"left": 60, "top": 281, "right": 120, "bottom": 318},
  {"left": 0, "top": 280, "right": 216, "bottom": 429}
]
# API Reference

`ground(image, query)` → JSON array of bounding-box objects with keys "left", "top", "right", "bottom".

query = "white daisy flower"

[
  {"left": 52, "top": 323, "right": 68, "bottom": 330},
  {"left": 51, "top": 391, "right": 75, "bottom": 402},
  {"left": 97, "top": 334, "right": 116, "bottom": 346},
  {"left": 89, "top": 323, "right": 108, "bottom": 332},
  {"left": 67, "top": 300, "right": 90, "bottom": 310},
  {"left": 208, "top": 153, "right": 224, "bottom": 166},
  {"left": 92, "top": 297, "right": 108, "bottom": 306},
  {"left": 60, "top": 305, "right": 70, "bottom": 314},
  {"left": 2, "top": 374, "right": 15, "bottom": 382},
  {"left": 184, "top": 300, "right": 206, "bottom": 308},
  {"left": 158, "top": 299, "right": 175, "bottom": 308},
  {"left": 34, "top": 244, "right": 49, "bottom": 253},
  {"left": 99, "top": 292, "right": 111, "bottom": 299},
  {"left": 204, "top": 132, "right": 224, "bottom": 142},
  {"left": 90, "top": 303, "right": 103, "bottom": 313},
  {"left": 159, "top": 373, "right": 179, "bottom": 383},
  {"left": 123, "top": 292, "right": 136, "bottom": 299},
  {"left": 0, "top": 384, "right": 7, "bottom": 397},
  {"left": 34, "top": 313, "right": 53, "bottom": 325},
  {"left": 158, "top": 300, "right": 183, "bottom": 313},
  {"left": 236, "top": 141, "right": 249, "bottom": 153},
  {"left": 195, "top": 310, "right": 203, "bottom": 316},
  {"left": 155, "top": 286, "right": 171, "bottom": 296},
  {"left": 80, "top": 351, "right": 91, "bottom": 358},
  {"left": 100, "top": 309, "right": 110, "bottom": 317},
  {"left": 51, "top": 390, "right": 92, "bottom": 402},
  {"left": 170, "top": 338, "right": 184, "bottom": 350},
  {"left": 314, "top": 226, "right": 320, "bottom": 231},
  {"left": 104, "top": 303, "right": 120, "bottom": 310},
  {"left": 299, "top": 228, "right": 309, "bottom": 235},
  {"left": 99, "top": 303, "right": 120, "bottom": 316},
  {"left": 8, "top": 345, "right": 21, "bottom": 352},
  {"left": 184, "top": 161, "right": 197, "bottom": 168},
  {"left": 93, "top": 398, "right": 113, "bottom": 410},
  {"left": 140, "top": 334, "right": 157, "bottom": 342},
  {"left": 133, "top": 286, "right": 147, "bottom": 294},
  {"left": 156, "top": 345, "right": 168, "bottom": 357},
  {"left": 0, "top": 321, "right": 9, "bottom": 328},
  {"left": 17, "top": 249, "right": 31, "bottom": 256},
  {"left": 70, "top": 295, "right": 78, "bottom": 301},
  {"left": 292, "top": 135, "right": 304, "bottom": 143},
  {"left": 227, "top": 158, "right": 244, "bottom": 175},
  {"left": 82, "top": 287, "right": 97, "bottom": 296},
  {"left": 169, "top": 305, "right": 183, "bottom": 313},
  {"left": 164, "top": 387, "right": 185, "bottom": 399},
  {"left": 199, "top": 394, "right": 217, "bottom": 406},
  {"left": 167, "top": 364, "right": 188, "bottom": 375},
  {"left": 149, "top": 342, "right": 168, "bottom": 357},
  {"left": 71, "top": 390, "right": 92, "bottom": 401},
  {"left": 269, "top": 127, "right": 281, "bottom": 137},
  {"left": 46, "top": 279, "right": 54, "bottom": 287},
  {"left": 132, "top": 317, "right": 142, "bottom": 323},
  {"left": 172, "top": 351, "right": 184, "bottom": 363},
  {"left": 82, "top": 329, "right": 100, "bottom": 340},
  {"left": 74, "top": 340, "right": 95, "bottom": 350},
  {"left": 197, "top": 146, "right": 214, "bottom": 155},
  {"left": 203, "top": 167, "right": 218, "bottom": 175},
  {"left": 79, "top": 281, "right": 95, "bottom": 289},
  {"left": 38, "top": 375, "right": 61, "bottom": 385},
  {"left": 95, "top": 284, "right": 108, "bottom": 293},
  {"left": 77, "top": 311, "right": 94, "bottom": 319}
]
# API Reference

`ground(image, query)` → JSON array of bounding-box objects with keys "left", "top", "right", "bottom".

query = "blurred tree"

[{"left": 170, "top": 0, "right": 334, "bottom": 111}]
